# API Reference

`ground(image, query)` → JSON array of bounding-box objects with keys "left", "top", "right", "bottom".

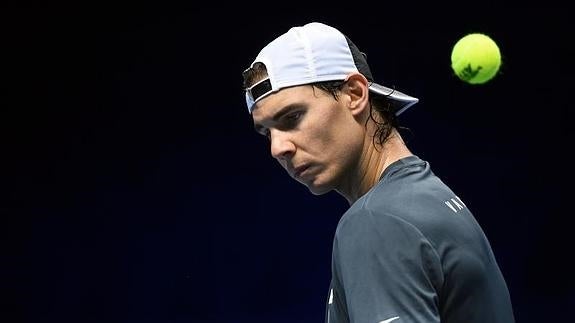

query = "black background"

[{"left": 2, "top": 4, "right": 573, "bottom": 322}]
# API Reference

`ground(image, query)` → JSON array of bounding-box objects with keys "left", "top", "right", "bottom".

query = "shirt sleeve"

[{"left": 331, "top": 209, "right": 444, "bottom": 323}]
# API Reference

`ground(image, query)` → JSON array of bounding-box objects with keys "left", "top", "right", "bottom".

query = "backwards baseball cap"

[{"left": 244, "top": 22, "right": 418, "bottom": 115}]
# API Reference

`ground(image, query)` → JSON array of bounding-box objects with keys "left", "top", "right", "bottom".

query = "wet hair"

[{"left": 243, "top": 62, "right": 399, "bottom": 147}]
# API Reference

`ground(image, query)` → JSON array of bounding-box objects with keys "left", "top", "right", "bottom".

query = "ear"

[{"left": 342, "top": 73, "right": 370, "bottom": 117}]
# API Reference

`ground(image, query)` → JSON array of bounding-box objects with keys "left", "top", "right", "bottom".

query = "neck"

[{"left": 337, "top": 129, "right": 412, "bottom": 205}]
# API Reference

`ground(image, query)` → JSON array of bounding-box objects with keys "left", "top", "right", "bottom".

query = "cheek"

[
  {"left": 306, "top": 111, "right": 363, "bottom": 161},
  {"left": 327, "top": 118, "right": 365, "bottom": 167},
  {"left": 302, "top": 115, "right": 340, "bottom": 151}
]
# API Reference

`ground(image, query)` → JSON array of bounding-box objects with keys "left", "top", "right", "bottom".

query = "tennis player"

[{"left": 242, "top": 22, "right": 515, "bottom": 323}]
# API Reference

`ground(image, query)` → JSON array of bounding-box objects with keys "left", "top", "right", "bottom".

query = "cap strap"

[{"left": 247, "top": 78, "right": 272, "bottom": 104}]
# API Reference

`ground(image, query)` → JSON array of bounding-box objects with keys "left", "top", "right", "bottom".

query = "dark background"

[{"left": 2, "top": 4, "right": 572, "bottom": 322}]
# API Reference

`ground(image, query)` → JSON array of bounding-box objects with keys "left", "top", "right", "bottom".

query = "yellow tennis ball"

[{"left": 451, "top": 33, "right": 501, "bottom": 84}]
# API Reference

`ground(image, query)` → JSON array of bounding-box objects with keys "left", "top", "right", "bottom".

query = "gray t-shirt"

[{"left": 326, "top": 156, "right": 515, "bottom": 323}]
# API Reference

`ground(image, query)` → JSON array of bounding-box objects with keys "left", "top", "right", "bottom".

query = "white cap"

[{"left": 244, "top": 22, "right": 418, "bottom": 115}]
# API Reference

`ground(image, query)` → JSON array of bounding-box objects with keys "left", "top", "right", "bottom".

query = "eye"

[
  {"left": 283, "top": 111, "right": 303, "bottom": 127},
  {"left": 287, "top": 111, "right": 302, "bottom": 121}
]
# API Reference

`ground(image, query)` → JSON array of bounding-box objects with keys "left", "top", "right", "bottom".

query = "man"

[{"left": 242, "top": 22, "right": 515, "bottom": 323}]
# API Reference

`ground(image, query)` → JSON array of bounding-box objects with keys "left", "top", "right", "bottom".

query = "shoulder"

[
  {"left": 335, "top": 198, "right": 425, "bottom": 245},
  {"left": 336, "top": 156, "right": 477, "bottom": 246}
]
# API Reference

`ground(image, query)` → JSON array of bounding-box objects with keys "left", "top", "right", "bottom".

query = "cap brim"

[{"left": 369, "top": 83, "right": 419, "bottom": 116}]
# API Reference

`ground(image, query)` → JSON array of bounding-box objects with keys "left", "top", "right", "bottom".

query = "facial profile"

[{"left": 251, "top": 78, "right": 368, "bottom": 196}]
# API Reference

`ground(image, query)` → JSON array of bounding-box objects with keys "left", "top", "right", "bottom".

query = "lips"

[{"left": 292, "top": 165, "right": 309, "bottom": 178}]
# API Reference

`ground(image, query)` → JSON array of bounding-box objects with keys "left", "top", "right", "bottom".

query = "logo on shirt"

[
  {"left": 378, "top": 317, "right": 400, "bottom": 323},
  {"left": 444, "top": 195, "right": 466, "bottom": 213}
]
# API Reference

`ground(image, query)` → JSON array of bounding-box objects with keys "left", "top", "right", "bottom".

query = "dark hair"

[{"left": 243, "top": 62, "right": 399, "bottom": 146}]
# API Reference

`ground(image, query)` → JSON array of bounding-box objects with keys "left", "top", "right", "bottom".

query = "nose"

[{"left": 270, "top": 130, "right": 295, "bottom": 160}]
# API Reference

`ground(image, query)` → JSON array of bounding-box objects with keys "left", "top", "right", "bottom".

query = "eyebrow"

[{"left": 253, "top": 103, "right": 305, "bottom": 134}]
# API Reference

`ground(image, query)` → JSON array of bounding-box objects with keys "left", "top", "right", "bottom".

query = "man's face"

[{"left": 252, "top": 84, "right": 365, "bottom": 195}]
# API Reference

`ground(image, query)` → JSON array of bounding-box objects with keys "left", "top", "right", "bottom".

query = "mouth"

[{"left": 292, "top": 165, "right": 310, "bottom": 178}]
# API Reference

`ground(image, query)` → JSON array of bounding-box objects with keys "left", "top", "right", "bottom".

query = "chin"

[{"left": 304, "top": 180, "right": 333, "bottom": 196}]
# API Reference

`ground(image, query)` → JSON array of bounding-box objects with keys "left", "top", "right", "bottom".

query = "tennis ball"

[{"left": 451, "top": 33, "right": 501, "bottom": 84}]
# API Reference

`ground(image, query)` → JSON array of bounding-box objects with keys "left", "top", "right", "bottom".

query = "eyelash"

[{"left": 284, "top": 112, "right": 303, "bottom": 125}]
